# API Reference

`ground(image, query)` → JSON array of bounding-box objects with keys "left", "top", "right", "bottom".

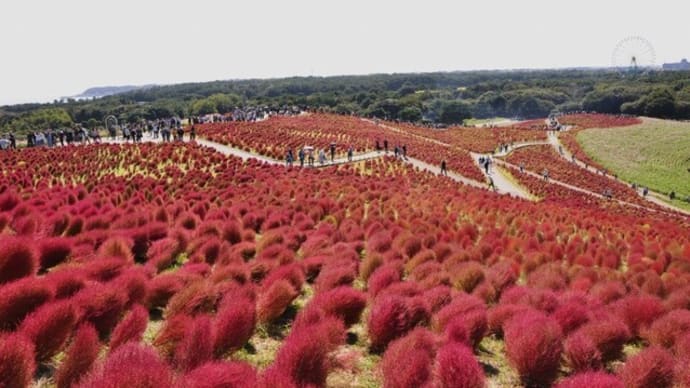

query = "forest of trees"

[{"left": 2, "top": 69, "right": 690, "bottom": 134}]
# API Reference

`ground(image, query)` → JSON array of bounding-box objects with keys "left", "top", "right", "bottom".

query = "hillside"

[{"left": 577, "top": 118, "right": 690, "bottom": 210}]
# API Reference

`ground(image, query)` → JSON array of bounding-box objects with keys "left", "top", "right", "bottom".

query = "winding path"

[
  {"left": 362, "top": 118, "right": 534, "bottom": 199},
  {"left": 103, "top": 122, "right": 689, "bottom": 217},
  {"left": 546, "top": 132, "right": 690, "bottom": 216},
  {"left": 106, "top": 134, "right": 487, "bottom": 189}
]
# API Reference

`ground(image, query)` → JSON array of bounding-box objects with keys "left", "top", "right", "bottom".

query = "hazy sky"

[{"left": 0, "top": 0, "right": 687, "bottom": 106}]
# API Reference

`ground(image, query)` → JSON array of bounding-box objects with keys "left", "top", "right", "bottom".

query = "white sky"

[{"left": 0, "top": 0, "right": 688, "bottom": 106}]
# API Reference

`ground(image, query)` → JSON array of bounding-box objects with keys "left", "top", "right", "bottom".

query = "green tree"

[
  {"left": 643, "top": 89, "right": 676, "bottom": 118},
  {"left": 208, "top": 94, "right": 239, "bottom": 114},
  {"left": 440, "top": 100, "right": 472, "bottom": 124},
  {"left": 398, "top": 106, "right": 422, "bottom": 122},
  {"left": 191, "top": 99, "right": 217, "bottom": 115}
]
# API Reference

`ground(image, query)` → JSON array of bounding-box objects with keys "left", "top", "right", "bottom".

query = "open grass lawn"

[
  {"left": 577, "top": 118, "right": 690, "bottom": 210},
  {"left": 464, "top": 117, "right": 512, "bottom": 126}
]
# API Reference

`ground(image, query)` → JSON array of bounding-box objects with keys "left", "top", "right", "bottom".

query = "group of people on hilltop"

[
  {"left": 286, "top": 142, "right": 356, "bottom": 168},
  {"left": 191, "top": 105, "right": 303, "bottom": 124}
]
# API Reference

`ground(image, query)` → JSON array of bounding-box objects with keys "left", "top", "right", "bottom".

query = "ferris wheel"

[{"left": 611, "top": 36, "right": 656, "bottom": 75}]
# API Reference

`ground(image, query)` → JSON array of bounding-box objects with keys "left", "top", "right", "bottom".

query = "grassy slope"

[{"left": 577, "top": 118, "right": 690, "bottom": 211}]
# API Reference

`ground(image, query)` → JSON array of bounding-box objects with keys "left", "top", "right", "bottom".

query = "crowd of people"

[
  {"left": 191, "top": 105, "right": 303, "bottom": 124},
  {"left": 1, "top": 127, "right": 102, "bottom": 149}
]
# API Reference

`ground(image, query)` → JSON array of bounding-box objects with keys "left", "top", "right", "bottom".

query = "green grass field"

[
  {"left": 464, "top": 117, "right": 512, "bottom": 127},
  {"left": 577, "top": 118, "right": 690, "bottom": 211}
]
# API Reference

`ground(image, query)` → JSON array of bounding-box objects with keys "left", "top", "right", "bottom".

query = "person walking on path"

[
  {"left": 286, "top": 148, "right": 294, "bottom": 167},
  {"left": 542, "top": 168, "right": 550, "bottom": 181},
  {"left": 330, "top": 143, "right": 336, "bottom": 162},
  {"left": 347, "top": 146, "right": 353, "bottom": 162},
  {"left": 488, "top": 177, "right": 496, "bottom": 192},
  {"left": 384, "top": 139, "right": 388, "bottom": 153},
  {"left": 8, "top": 132, "right": 16, "bottom": 149},
  {"left": 402, "top": 145, "right": 407, "bottom": 159},
  {"left": 440, "top": 159, "right": 448, "bottom": 176},
  {"left": 298, "top": 148, "right": 305, "bottom": 167},
  {"left": 190, "top": 126, "right": 197, "bottom": 141}
]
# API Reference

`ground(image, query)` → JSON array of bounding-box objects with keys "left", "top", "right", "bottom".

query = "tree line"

[{"left": 2, "top": 69, "right": 690, "bottom": 134}]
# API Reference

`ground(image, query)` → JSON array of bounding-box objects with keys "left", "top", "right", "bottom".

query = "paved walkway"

[
  {"left": 470, "top": 152, "right": 536, "bottom": 200},
  {"left": 402, "top": 156, "right": 485, "bottom": 189},
  {"left": 490, "top": 140, "right": 550, "bottom": 158}
]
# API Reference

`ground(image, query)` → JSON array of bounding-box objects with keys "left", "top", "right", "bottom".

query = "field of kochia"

[{"left": 0, "top": 113, "right": 689, "bottom": 388}]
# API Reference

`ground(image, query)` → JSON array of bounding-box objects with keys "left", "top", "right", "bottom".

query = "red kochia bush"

[
  {"left": 97, "top": 236, "right": 135, "bottom": 262},
  {"left": 268, "top": 317, "right": 345, "bottom": 387},
  {"left": 368, "top": 295, "right": 429, "bottom": 352},
  {"left": 675, "top": 332, "right": 690, "bottom": 358},
  {"left": 576, "top": 315, "right": 631, "bottom": 361},
  {"left": 256, "top": 279, "right": 299, "bottom": 323},
  {"left": 487, "top": 304, "right": 533, "bottom": 336},
  {"left": 381, "top": 328, "right": 438, "bottom": 388},
  {"left": 0, "top": 236, "right": 38, "bottom": 284},
  {"left": 0, "top": 334, "right": 36, "bottom": 388},
  {"left": 618, "top": 346, "right": 674, "bottom": 388},
  {"left": 676, "top": 358, "right": 690, "bottom": 387},
  {"left": 38, "top": 237, "right": 72, "bottom": 270},
  {"left": 175, "top": 315, "right": 215, "bottom": 372},
  {"left": 367, "top": 264, "right": 402, "bottom": 297},
  {"left": 164, "top": 280, "right": 220, "bottom": 318},
  {"left": 434, "top": 343, "right": 486, "bottom": 388},
  {"left": 432, "top": 294, "right": 486, "bottom": 332},
  {"left": 56, "top": 324, "right": 100, "bottom": 388},
  {"left": 614, "top": 295, "right": 666, "bottom": 337},
  {"left": 77, "top": 343, "right": 174, "bottom": 388},
  {"left": 111, "top": 268, "right": 149, "bottom": 308},
  {"left": 183, "top": 361, "right": 258, "bottom": 388},
  {"left": 563, "top": 331, "right": 603, "bottom": 372},
  {"left": 314, "top": 265, "right": 356, "bottom": 292},
  {"left": 261, "top": 263, "right": 305, "bottom": 292},
  {"left": 306, "top": 286, "right": 367, "bottom": 326},
  {"left": 504, "top": 311, "right": 563, "bottom": 387},
  {"left": 19, "top": 300, "right": 77, "bottom": 361},
  {"left": 75, "top": 283, "right": 127, "bottom": 339},
  {"left": 213, "top": 297, "right": 256, "bottom": 357},
  {"left": 552, "top": 301, "right": 589, "bottom": 334},
  {"left": 554, "top": 372, "right": 624, "bottom": 388},
  {"left": 46, "top": 268, "right": 87, "bottom": 299},
  {"left": 0, "top": 277, "right": 53, "bottom": 330},
  {"left": 109, "top": 305, "right": 149, "bottom": 351},
  {"left": 443, "top": 312, "right": 488, "bottom": 349},
  {"left": 154, "top": 314, "right": 194, "bottom": 359},
  {"left": 644, "top": 309, "right": 690, "bottom": 349},
  {"left": 145, "top": 273, "right": 184, "bottom": 309}
]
